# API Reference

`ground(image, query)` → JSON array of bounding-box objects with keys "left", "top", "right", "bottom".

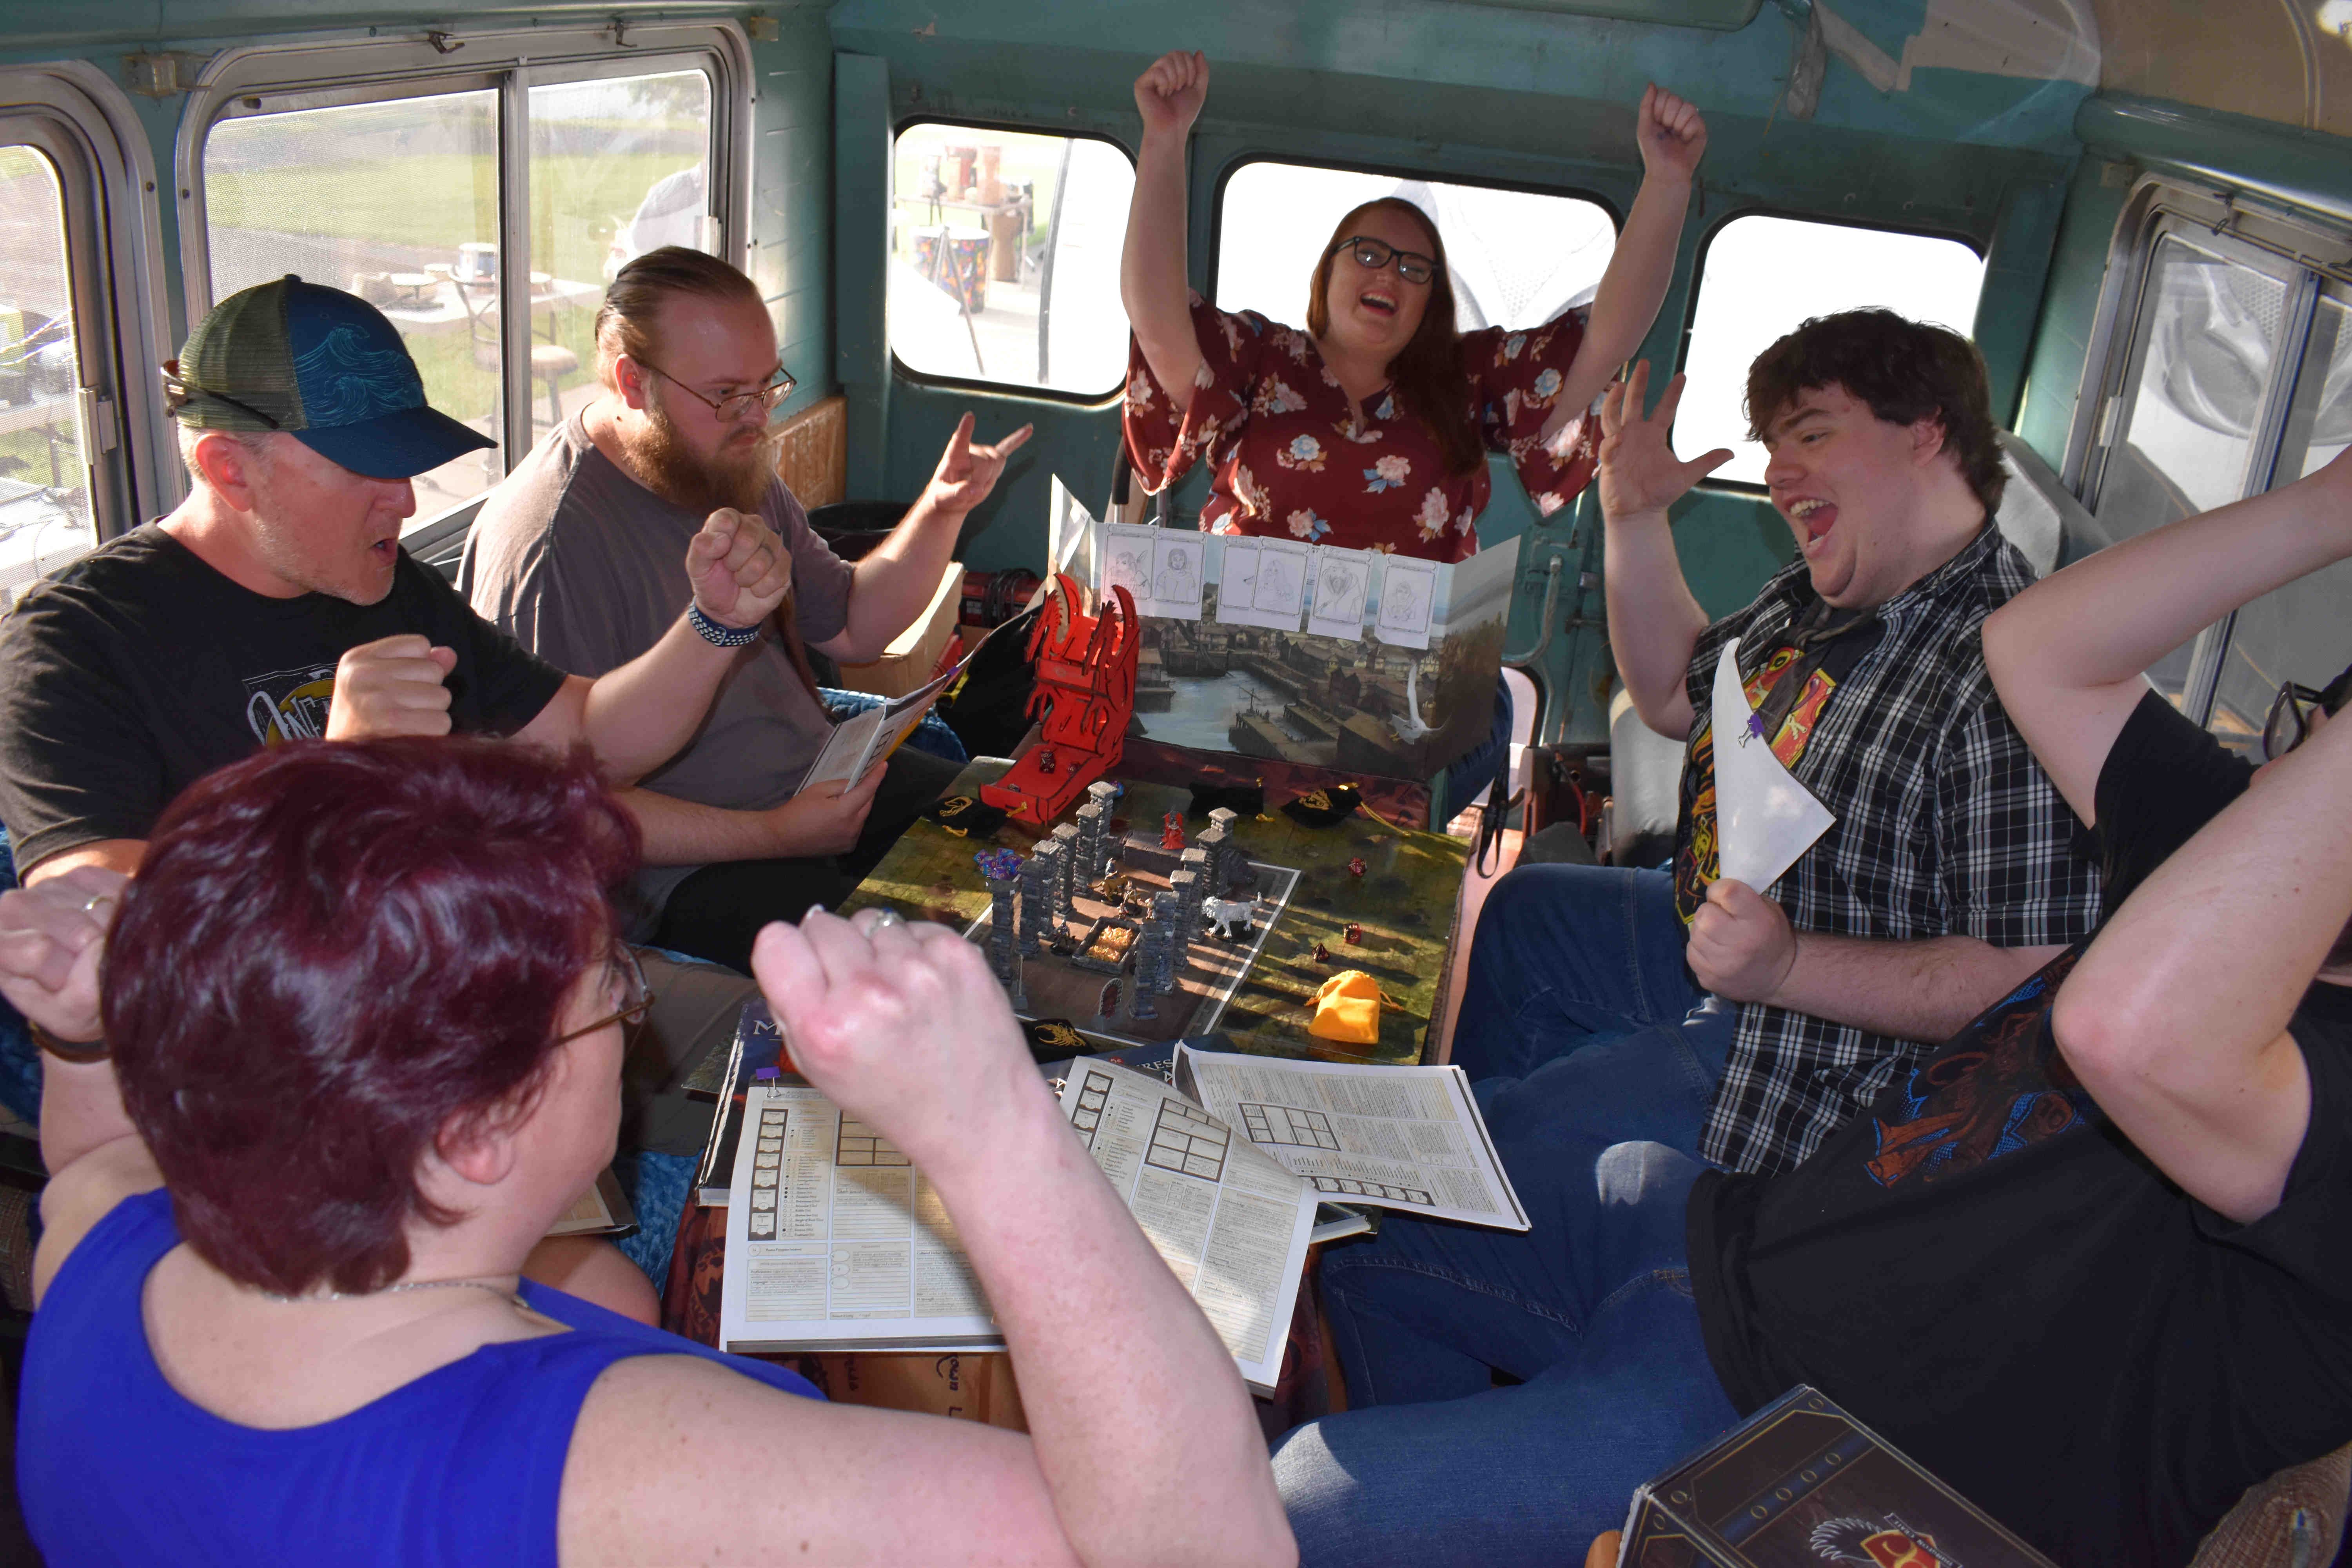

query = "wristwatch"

[{"left": 688, "top": 602, "right": 764, "bottom": 649}]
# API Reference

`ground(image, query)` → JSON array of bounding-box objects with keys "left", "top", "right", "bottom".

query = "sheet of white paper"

[
  {"left": 1217, "top": 537, "right": 1261, "bottom": 624},
  {"left": 799, "top": 703, "right": 886, "bottom": 791},
  {"left": 1305, "top": 545, "right": 1372, "bottom": 639},
  {"left": 1710, "top": 637, "right": 1836, "bottom": 894},
  {"left": 1048, "top": 474, "right": 1100, "bottom": 585},
  {"left": 1150, "top": 530, "right": 1205, "bottom": 620},
  {"left": 1372, "top": 557, "right": 1438, "bottom": 650},
  {"left": 1103, "top": 522, "right": 1159, "bottom": 613},
  {"left": 1251, "top": 538, "right": 1311, "bottom": 623}
]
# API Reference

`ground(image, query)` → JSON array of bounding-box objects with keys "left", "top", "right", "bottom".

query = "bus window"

[
  {"left": 2203, "top": 285, "right": 2352, "bottom": 750},
  {"left": 2079, "top": 200, "right": 2352, "bottom": 740},
  {"left": 0, "top": 144, "right": 93, "bottom": 606},
  {"left": 530, "top": 69, "right": 714, "bottom": 446},
  {"left": 1676, "top": 215, "right": 1986, "bottom": 488},
  {"left": 203, "top": 91, "right": 503, "bottom": 530},
  {"left": 1216, "top": 162, "right": 1617, "bottom": 336},
  {"left": 887, "top": 123, "right": 1135, "bottom": 398}
]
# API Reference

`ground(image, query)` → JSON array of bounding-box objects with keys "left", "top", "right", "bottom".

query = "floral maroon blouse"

[{"left": 1121, "top": 292, "right": 1602, "bottom": 563}]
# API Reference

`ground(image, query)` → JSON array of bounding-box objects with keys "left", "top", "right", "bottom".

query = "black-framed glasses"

[
  {"left": 1331, "top": 235, "right": 1437, "bottom": 286},
  {"left": 556, "top": 944, "right": 653, "bottom": 1045},
  {"left": 637, "top": 358, "right": 797, "bottom": 423}
]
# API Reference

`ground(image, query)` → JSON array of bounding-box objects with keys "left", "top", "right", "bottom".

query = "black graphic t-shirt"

[
  {"left": 1688, "top": 691, "right": 2352, "bottom": 1566},
  {"left": 0, "top": 527, "right": 566, "bottom": 870}
]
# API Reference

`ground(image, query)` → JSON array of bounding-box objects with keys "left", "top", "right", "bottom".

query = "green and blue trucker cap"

[{"left": 166, "top": 275, "right": 495, "bottom": 480}]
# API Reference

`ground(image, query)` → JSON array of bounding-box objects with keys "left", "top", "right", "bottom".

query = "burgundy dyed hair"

[
  {"left": 103, "top": 737, "right": 639, "bottom": 1296},
  {"left": 1305, "top": 198, "right": 1482, "bottom": 477}
]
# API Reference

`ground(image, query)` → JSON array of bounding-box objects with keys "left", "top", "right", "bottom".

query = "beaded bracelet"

[{"left": 688, "top": 602, "right": 764, "bottom": 649}]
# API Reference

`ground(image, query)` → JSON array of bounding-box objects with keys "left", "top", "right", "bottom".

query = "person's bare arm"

[
  {"left": 1689, "top": 878, "right": 2064, "bottom": 1042},
  {"left": 1542, "top": 85, "right": 1705, "bottom": 443},
  {"left": 559, "top": 911, "right": 1292, "bottom": 1568},
  {"left": 815, "top": 414, "right": 1033, "bottom": 664},
  {"left": 618, "top": 760, "right": 887, "bottom": 866},
  {"left": 1120, "top": 50, "right": 1209, "bottom": 410},
  {"left": 1597, "top": 361, "right": 1733, "bottom": 739},
  {"left": 2051, "top": 702, "right": 2352, "bottom": 1222},
  {"left": 1984, "top": 445, "right": 2352, "bottom": 823},
  {"left": 514, "top": 506, "right": 791, "bottom": 779}
]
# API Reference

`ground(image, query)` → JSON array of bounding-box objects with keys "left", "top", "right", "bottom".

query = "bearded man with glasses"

[{"left": 465, "top": 246, "right": 1033, "bottom": 975}]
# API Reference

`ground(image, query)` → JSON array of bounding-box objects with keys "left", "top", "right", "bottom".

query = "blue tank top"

[{"left": 20, "top": 1189, "right": 822, "bottom": 1566}]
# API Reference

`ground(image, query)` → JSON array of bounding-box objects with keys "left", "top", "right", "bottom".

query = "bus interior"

[{"left": 0, "top": 0, "right": 2348, "bottom": 1553}]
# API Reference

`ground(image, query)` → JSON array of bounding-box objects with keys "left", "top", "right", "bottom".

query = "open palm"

[{"left": 1597, "top": 361, "right": 1733, "bottom": 521}]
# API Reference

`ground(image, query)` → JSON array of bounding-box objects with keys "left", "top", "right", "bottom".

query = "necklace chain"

[{"left": 262, "top": 1276, "right": 527, "bottom": 1309}]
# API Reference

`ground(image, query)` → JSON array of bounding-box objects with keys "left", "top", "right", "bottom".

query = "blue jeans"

[
  {"left": 1450, "top": 862, "right": 1728, "bottom": 1161},
  {"left": 1274, "top": 1138, "right": 1739, "bottom": 1568}
]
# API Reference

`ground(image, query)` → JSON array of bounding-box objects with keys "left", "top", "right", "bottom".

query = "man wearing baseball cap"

[
  {"left": 0, "top": 276, "right": 790, "bottom": 1317},
  {"left": 0, "top": 274, "right": 790, "bottom": 878}
]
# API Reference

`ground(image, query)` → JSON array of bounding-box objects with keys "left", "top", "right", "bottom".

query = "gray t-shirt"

[{"left": 459, "top": 414, "right": 856, "bottom": 914}]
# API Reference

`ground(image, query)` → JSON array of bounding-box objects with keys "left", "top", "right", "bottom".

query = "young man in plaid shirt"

[{"left": 1449, "top": 309, "right": 2101, "bottom": 1176}]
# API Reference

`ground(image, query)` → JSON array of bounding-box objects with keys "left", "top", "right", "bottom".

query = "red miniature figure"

[
  {"left": 1346, "top": 855, "right": 1368, "bottom": 879},
  {"left": 979, "top": 574, "right": 1140, "bottom": 826},
  {"left": 1344, "top": 922, "right": 1364, "bottom": 946},
  {"left": 1161, "top": 811, "right": 1187, "bottom": 853},
  {"left": 1036, "top": 745, "right": 1058, "bottom": 775}
]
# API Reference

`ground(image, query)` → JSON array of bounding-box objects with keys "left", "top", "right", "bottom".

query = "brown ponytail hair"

[{"left": 1305, "top": 199, "right": 1481, "bottom": 476}]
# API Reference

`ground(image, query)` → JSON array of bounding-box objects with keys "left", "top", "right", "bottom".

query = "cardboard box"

[
  {"left": 836, "top": 559, "right": 963, "bottom": 699},
  {"left": 799, "top": 1351, "right": 1027, "bottom": 1430}
]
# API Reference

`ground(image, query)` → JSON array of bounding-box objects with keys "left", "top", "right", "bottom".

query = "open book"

[
  {"left": 798, "top": 611, "right": 1028, "bottom": 792},
  {"left": 719, "top": 1047, "right": 1524, "bottom": 1395}
]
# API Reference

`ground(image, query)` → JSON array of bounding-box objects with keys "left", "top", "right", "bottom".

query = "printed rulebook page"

[
  {"left": 1058, "top": 1057, "right": 1314, "bottom": 1396},
  {"left": 1174, "top": 1045, "right": 1530, "bottom": 1231},
  {"left": 719, "top": 1079, "right": 1004, "bottom": 1355}
]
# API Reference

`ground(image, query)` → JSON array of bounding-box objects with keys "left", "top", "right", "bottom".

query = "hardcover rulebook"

[{"left": 1618, "top": 1385, "right": 2056, "bottom": 1567}]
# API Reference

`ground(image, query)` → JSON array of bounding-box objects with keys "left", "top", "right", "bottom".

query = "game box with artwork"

[{"left": 1618, "top": 1386, "right": 2056, "bottom": 1568}]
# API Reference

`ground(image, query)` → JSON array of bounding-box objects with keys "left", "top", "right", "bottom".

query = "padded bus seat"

[{"left": 1601, "top": 686, "right": 1684, "bottom": 871}]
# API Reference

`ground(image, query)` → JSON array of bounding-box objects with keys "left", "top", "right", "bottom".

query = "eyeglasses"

[
  {"left": 556, "top": 944, "right": 653, "bottom": 1045},
  {"left": 2261, "top": 680, "right": 2334, "bottom": 762},
  {"left": 1332, "top": 236, "right": 1437, "bottom": 286},
  {"left": 636, "top": 358, "right": 797, "bottom": 424}
]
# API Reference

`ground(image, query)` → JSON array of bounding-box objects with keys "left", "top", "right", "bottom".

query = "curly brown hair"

[{"left": 1745, "top": 308, "right": 2005, "bottom": 515}]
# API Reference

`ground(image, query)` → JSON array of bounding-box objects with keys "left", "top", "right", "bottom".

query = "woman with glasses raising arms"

[
  {"left": 9, "top": 737, "right": 1294, "bottom": 1568},
  {"left": 1119, "top": 50, "right": 1706, "bottom": 561}
]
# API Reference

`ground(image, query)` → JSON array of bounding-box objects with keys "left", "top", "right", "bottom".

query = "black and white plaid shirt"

[{"left": 1681, "top": 524, "right": 2101, "bottom": 1175}]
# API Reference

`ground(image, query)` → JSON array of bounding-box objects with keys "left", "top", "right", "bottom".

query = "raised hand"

[
  {"left": 0, "top": 866, "right": 127, "bottom": 1045},
  {"left": 687, "top": 506, "right": 793, "bottom": 629},
  {"left": 327, "top": 635, "right": 458, "bottom": 740},
  {"left": 923, "top": 412, "right": 1034, "bottom": 519},
  {"left": 1597, "top": 360, "right": 1735, "bottom": 523},
  {"left": 1636, "top": 82, "right": 1707, "bottom": 184},
  {"left": 1134, "top": 49, "right": 1209, "bottom": 141},
  {"left": 749, "top": 907, "right": 1047, "bottom": 1181}
]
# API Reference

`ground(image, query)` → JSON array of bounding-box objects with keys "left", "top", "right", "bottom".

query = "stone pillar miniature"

[
  {"left": 1146, "top": 889, "right": 1183, "bottom": 995},
  {"left": 1205, "top": 806, "right": 1251, "bottom": 894},
  {"left": 1050, "top": 822, "right": 1082, "bottom": 918},
  {"left": 1167, "top": 866, "right": 1202, "bottom": 953},
  {"left": 1018, "top": 841, "right": 1059, "bottom": 956},
  {"left": 974, "top": 847, "right": 1024, "bottom": 992},
  {"left": 1074, "top": 802, "right": 1107, "bottom": 891},
  {"left": 1085, "top": 781, "right": 1120, "bottom": 862}
]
